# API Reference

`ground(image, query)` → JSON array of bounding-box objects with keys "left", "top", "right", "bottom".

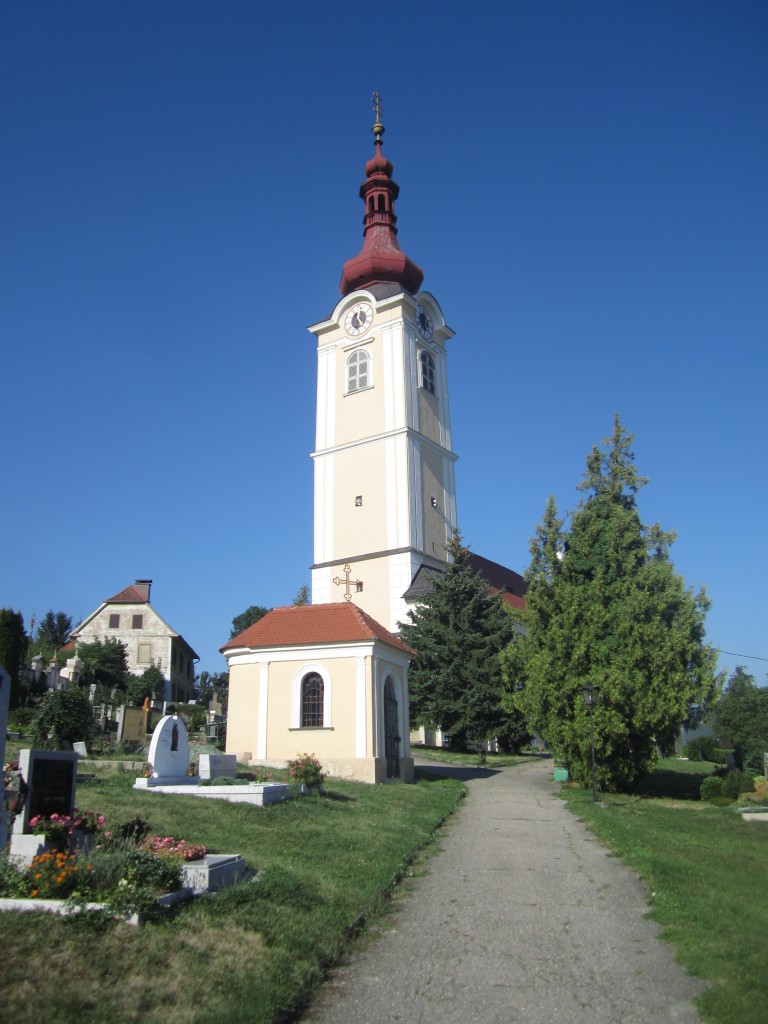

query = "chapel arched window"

[{"left": 301, "top": 673, "right": 324, "bottom": 727}]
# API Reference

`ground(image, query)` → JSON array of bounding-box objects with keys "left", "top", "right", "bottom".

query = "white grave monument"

[{"left": 135, "top": 708, "right": 198, "bottom": 788}]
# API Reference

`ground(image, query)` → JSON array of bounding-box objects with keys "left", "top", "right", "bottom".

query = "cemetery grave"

[{"left": 1, "top": 709, "right": 249, "bottom": 920}]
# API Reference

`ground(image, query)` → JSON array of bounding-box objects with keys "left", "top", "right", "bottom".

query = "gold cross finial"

[
  {"left": 371, "top": 90, "right": 385, "bottom": 144},
  {"left": 333, "top": 564, "right": 364, "bottom": 601}
]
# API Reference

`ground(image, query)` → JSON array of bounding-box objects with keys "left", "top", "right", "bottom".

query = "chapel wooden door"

[{"left": 384, "top": 678, "right": 400, "bottom": 779}]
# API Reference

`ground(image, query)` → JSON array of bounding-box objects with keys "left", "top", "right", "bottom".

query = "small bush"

[
  {"left": 98, "top": 815, "right": 152, "bottom": 851},
  {"left": 0, "top": 854, "right": 31, "bottom": 897},
  {"left": 7, "top": 707, "right": 36, "bottom": 731},
  {"left": 286, "top": 752, "right": 325, "bottom": 786},
  {"left": 699, "top": 776, "right": 725, "bottom": 801},
  {"left": 684, "top": 736, "right": 718, "bottom": 761},
  {"left": 200, "top": 775, "right": 240, "bottom": 786},
  {"left": 722, "top": 770, "right": 755, "bottom": 800}
]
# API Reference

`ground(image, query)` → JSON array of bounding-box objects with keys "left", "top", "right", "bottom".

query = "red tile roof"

[
  {"left": 105, "top": 585, "right": 150, "bottom": 604},
  {"left": 222, "top": 603, "right": 414, "bottom": 655}
]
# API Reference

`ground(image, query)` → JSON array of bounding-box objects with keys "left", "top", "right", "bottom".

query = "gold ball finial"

[{"left": 371, "top": 90, "right": 385, "bottom": 144}]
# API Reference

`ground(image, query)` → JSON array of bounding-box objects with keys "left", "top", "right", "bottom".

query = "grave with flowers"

[{"left": 8, "top": 749, "right": 84, "bottom": 866}]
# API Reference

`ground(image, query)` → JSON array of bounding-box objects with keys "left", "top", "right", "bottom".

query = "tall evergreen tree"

[
  {"left": 29, "top": 610, "right": 73, "bottom": 661},
  {"left": 503, "top": 417, "right": 720, "bottom": 791},
  {"left": 706, "top": 666, "right": 768, "bottom": 773},
  {"left": 0, "top": 608, "right": 29, "bottom": 708},
  {"left": 400, "top": 535, "right": 524, "bottom": 753}
]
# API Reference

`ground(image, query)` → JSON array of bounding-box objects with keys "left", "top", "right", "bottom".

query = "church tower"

[{"left": 309, "top": 102, "right": 458, "bottom": 632}]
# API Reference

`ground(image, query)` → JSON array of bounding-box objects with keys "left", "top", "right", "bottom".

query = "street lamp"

[{"left": 581, "top": 683, "right": 600, "bottom": 802}]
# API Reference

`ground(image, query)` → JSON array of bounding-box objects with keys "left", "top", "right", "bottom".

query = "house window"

[
  {"left": 419, "top": 351, "right": 436, "bottom": 395},
  {"left": 346, "top": 349, "right": 370, "bottom": 392},
  {"left": 132, "top": 614, "right": 143, "bottom": 629},
  {"left": 301, "top": 673, "right": 324, "bottom": 727},
  {"left": 138, "top": 643, "right": 151, "bottom": 664},
  {"left": 108, "top": 614, "right": 120, "bottom": 629}
]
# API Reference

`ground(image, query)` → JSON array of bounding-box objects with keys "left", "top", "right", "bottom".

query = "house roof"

[
  {"left": 222, "top": 603, "right": 414, "bottom": 656},
  {"left": 468, "top": 553, "right": 527, "bottom": 610},
  {"left": 104, "top": 585, "right": 150, "bottom": 604},
  {"left": 402, "top": 553, "right": 527, "bottom": 611},
  {"left": 70, "top": 582, "right": 199, "bottom": 660}
]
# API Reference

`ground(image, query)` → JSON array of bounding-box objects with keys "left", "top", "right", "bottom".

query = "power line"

[{"left": 718, "top": 650, "right": 768, "bottom": 663}]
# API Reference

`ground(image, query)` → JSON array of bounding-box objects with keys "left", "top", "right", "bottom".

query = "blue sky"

[{"left": 2, "top": 1, "right": 766, "bottom": 681}]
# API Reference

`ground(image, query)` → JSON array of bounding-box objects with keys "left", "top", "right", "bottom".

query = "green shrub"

[
  {"left": 0, "top": 854, "right": 31, "bottom": 897},
  {"left": 200, "top": 775, "right": 240, "bottom": 786},
  {"left": 722, "top": 770, "right": 754, "bottom": 799},
  {"left": 32, "top": 688, "right": 94, "bottom": 749},
  {"left": 7, "top": 706, "right": 36, "bottom": 731},
  {"left": 743, "top": 743, "right": 768, "bottom": 776},
  {"left": 699, "top": 776, "right": 725, "bottom": 801},
  {"left": 711, "top": 748, "right": 731, "bottom": 765},
  {"left": 684, "top": 736, "right": 718, "bottom": 761}
]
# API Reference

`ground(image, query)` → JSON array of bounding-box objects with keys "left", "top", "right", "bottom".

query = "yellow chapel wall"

[{"left": 226, "top": 653, "right": 363, "bottom": 764}]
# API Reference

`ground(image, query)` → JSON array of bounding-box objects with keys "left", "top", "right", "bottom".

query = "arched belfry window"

[
  {"left": 301, "top": 673, "right": 324, "bottom": 727},
  {"left": 347, "top": 349, "right": 370, "bottom": 392},
  {"left": 419, "top": 350, "right": 436, "bottom": 395}
]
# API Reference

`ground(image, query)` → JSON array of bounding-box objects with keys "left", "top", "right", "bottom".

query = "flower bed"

[{"left": 1, "top": 812, "right": 210, "bottom": 918}]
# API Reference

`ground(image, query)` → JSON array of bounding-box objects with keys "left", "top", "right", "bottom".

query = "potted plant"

[{"left": 286, "top": 752, "right": 325, "bottom": 793}]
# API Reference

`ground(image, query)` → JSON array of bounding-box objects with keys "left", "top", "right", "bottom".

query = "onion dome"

[{"left": 339, "top": 104, "right": 424, "bottom": 297}]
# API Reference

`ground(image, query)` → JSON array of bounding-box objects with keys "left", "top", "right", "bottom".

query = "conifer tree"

[
  {"left": 400, "top": 535, "right": 523, "bottom": 753},
  {"left": 503, "top": 417, "right": 720, "bottom": 791},
  {"left": 0, "top": 609, "right": 28, "bottom": 707}
]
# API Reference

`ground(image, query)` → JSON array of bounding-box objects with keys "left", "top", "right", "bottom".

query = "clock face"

[
  {"left": 415, "top": 304, "right": 433, "bottom": 339},
  {"left": 345, "top": 302, "right": 373, "bottom": 336}
]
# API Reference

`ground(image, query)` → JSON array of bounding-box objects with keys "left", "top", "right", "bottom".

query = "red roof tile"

[
  {"left": 105, "top": 585, "right": 150, "bottom": 604},
  {"left": 222, "top": 603, "right": 414, "bottom": 655}
]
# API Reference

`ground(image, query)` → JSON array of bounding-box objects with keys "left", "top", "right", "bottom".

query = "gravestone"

[
  {"left": 13, "top": 749, "right": 78, "bottom": 836},
  {"left": 73, "top": 741, "right": 89, "bottom": 758},
  {"left": 134, "top": 710, "right": 197, "bottom": 787},
  {"left": 0, "top": 665, "right": 10, "bottom": 850},
  {"left": 198, "top": 753, "right": 238, "bottom": 780},
  {"left": 9, "top": 748, "right": 80, "bottom": 865},
  {"left": 116, "top": 705, "right": 147, "bottom": 745}
]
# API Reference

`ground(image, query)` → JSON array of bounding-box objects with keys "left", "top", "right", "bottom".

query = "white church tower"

[{"left": 310, "top": 101, "right": 458, "bottom": 632}]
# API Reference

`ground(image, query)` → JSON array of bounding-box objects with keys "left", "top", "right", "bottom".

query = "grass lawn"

[
  {"left": 2, "top": 768, "right": 464, "bottom": 1024},
  {"left": 562, "top": 758, "right": 768, "bottom": 1024}
]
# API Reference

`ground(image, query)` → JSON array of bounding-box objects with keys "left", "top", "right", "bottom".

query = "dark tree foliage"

[
  {"left": 30, "top": 610, "right": 74, "bottom": 660},
  {"left": 399, "top": 535, "right": 524, "bottom": 752},
  {"left": 0, "top": 609, "right": 29, "bottom": 708},
  {"left": 229, "top": 605, "right": 271, "bottom": 639},
  {"left": 126, "top": 661, "right": 166, "bottom": 706},
  {"left": 32, "top": 688, "right": 94, "bottom": 749},
  {"left": 195, "top": 670, "right": 229, "bottom": 706},
  {"left": 706, "top": 666, "right": 768, "bottom": 773},
  {"left": 76, "top": 637, "right": 130, "bottom": 690},
  {"left": 503, "top": 417, "right": 720, "bottom": 792}
]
